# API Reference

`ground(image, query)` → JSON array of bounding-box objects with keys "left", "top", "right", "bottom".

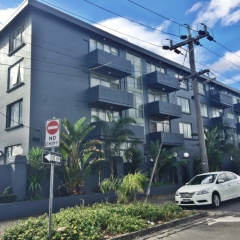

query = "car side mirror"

[{"left": 218, "top": 179, "right": 224, "bottom": 184}]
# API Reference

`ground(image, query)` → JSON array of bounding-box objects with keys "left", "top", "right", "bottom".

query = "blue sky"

[{"left": 1, "top": 0, "right": 240, "bottom": 89}]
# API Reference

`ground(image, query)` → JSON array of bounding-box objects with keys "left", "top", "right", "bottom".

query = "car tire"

[{"left": 212, "top": 193, "right": 220, "bottom": 208}]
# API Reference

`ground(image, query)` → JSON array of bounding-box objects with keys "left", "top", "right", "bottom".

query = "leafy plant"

[
  {"left": 27, "top": 147, "right": 47, "bottom": 198},
  {"left": 149, "top": 141, "right": 183, "bottom": 183},
  {"left": 60, "top": 117, "right": 104, "bottom": 195},
  {"left": 2, "top": 186, "right": 12, "bottom": 195},
  {"left": 101, "top": 172, "right": 148, "bottom": 203},
  {"left": 124, "top": 143, "right": 143, "bottom": 173},
  {"left": 2, "top": 201, "right": 193, "bottom": 239},
  {"left": 92, "top": 114, "right": 137, "bottom": 176}
]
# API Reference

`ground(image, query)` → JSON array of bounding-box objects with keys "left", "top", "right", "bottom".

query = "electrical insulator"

[{"left": 162, "top": 45, "right": 170, "bottom": 50}]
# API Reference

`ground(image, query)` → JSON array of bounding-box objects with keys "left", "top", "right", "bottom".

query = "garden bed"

[{"left": 1, "top": 201, "right": 198, "bottom": 240}]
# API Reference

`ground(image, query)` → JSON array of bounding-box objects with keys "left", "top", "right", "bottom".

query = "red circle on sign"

[{"left": 47, "top": 121, "right": 59, "bottom": 135}]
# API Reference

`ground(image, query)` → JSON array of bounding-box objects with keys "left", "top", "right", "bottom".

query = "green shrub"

[
  {"left": 0, "top": 194, "right": 17, "bottom": 204},
  {"left": 2, "top": 202, "right": 193, "bottom": 239}
]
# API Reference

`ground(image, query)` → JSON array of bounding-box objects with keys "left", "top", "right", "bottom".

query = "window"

[
  {"left": 6, "top": 99, "right": 23, "bottom": 128},
  {"left": 177, "top": 97, "right": 190, "bottom": 113},
  {"left": 212, "top": 107, "right": 223, "bottom": 118},
  {"left": 5, "top": 144, "right": 21, "bottom": 162},
  {"left": 146, "top": 62, "right": 165, "bottom": 74},
  {"left": 200, "top": 103, "right": 208, "bottom": 117},
  {"left": 91, "top": 108, "right": 120, "bottom": 122},
  {"left": 225, "top": 108, "right": 234, "bottom": 119},
  {"left": 233, "top": 96, "right": 240, "bottom": 104},
  {"left": 127, "top": 76, "right": 142, "bottom": 90},
  {"left": 148, "top": 89, "right": 168, "bottom": 103},
  {"left": 179, "top": 122, "right": 192, "bottom": 138},
  {"left": 150, "top": 118, "right": 170, "bottom": 132},
  {"left": 89, "top": 39, "right": 118, "bottom": 56},
  {"left": 198, "top": 82, "right": 205, "bottom": 95},
  {"left": 225, "top": 173, "right": 236, "bottom": 181},
  {"left": 8, "top": 59, "right": 24, "bottom": 90},
  {"left": 10, "top": 24, "right": 24, "bottom": 52},
  {"left": 128, "top": 91, "right": 143, "bottom": 119},
  {"left": 90, "top": 73, "right": 119, "bottom": 89},
  {"left": 126, "top": 51, "right": 142, "bottom": 79},
  {"left": 217, "top": 173, "right": 227, "bottom": 183}
]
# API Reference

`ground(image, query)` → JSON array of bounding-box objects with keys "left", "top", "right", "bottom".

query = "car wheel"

[{"left": 212, "top": 193, "right": 220, "bottom": 208}]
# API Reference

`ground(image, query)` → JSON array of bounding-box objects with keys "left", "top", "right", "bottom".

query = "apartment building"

[{"left": 0, "top": 0, "right": 240, "bottom": 178}]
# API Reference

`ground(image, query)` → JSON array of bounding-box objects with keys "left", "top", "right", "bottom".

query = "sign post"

[{"left": 43, "top": 118, "right": 61, "bottom": 240}]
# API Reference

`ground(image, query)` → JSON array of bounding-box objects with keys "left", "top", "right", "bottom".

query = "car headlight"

[
  {"left": 196, "top": 188, "right": 209, "bottom": 195},
  {"left": 175, "top": 191, "right": 179, "bottom": 196}
]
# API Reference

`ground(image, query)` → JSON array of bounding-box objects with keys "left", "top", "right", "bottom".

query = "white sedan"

[{"left": 175, "top": 171, "right": 240, "bottom": 207}]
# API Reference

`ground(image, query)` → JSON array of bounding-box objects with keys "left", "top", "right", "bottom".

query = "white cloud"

[
  {"left": 186, "top": 2, "right": 203, "bottom": 14},
  {"left": 221, "top": 74, "right": 240, "bottom": 85},
  {"left": 0, "top": 8, "right": 17, "bottom": 26},
  {"left": 94, "top": 17, "right": 191, "bottom": 66},
  {"left": 208, "top": 50, "right": 240, "bottom": 73},
  {"left": 192, "top": 0, "right": 240, "bottom": 28}
]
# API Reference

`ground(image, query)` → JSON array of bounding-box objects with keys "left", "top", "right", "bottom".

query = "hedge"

[{"left": 0, "top": 194, "right": 17, "bottom": 204}]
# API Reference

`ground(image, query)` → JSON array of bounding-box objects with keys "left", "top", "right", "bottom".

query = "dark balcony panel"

[
  {"left": 88, "top": 85, "right": 134, "bottom": 110},
  {"left": 233, "top": 103, "right": 240, "bottom": 112},
  {"left": 209, "top": 90, "right": 233, "bottom": 108},
  {"left": 212, "top": 116, "right": 236, "bottom": 128},
  {"left": 146, "top": 71, "right": 180, "bottom": 93},
  {"left": 148, "top": 101, "right": 182, "bottom": 120},
  {"left": 86, "top": 49, "right": 132, "bottom": 78},
  {"left": 87, "top": 122, "right": 144, "bottom": 142},
  {"left": 149, "top": 132, "right": 184, "bottom": 146},
  {"left": 236, "top": 123, "right": 240, "bottom": 133}
]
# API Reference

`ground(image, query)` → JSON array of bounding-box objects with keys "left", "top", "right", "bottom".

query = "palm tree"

[
  {"left": 204, "top": 127, "right": 224, "bottom": 172},
  {"left": 60, "top": 117, "right": 104, "bottom": 195},
  {"left": 91, "top": 114, "right": 137, "bottom": 176},
  {"left": 149, "top": 140, "right": 182, "bottom": 183}
]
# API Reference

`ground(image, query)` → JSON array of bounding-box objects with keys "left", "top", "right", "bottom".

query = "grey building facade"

[{"left": 1, "top": 0, "right": 240, "bottom": 179}]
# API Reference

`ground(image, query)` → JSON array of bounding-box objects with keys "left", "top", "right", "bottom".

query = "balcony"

[
  {"left": 148, "top": 101, "right": 182, "bottom": 120},
  {"left": 86, "top": 49, "right": 132, "bottom": 78},
  {"left": 146, "top": 71, "right": 180, "bottom": 93},
  {"left": 236, "top": 123, "right": 240, "bottom": 133},
  {"left": 86, "top": 123, "right": 144, "bottom": 142},
  {"left": 149, "top": 132, "right": 184, "bottom": 146},
  {"left": 88, "top": 85, "right": 134, "bottom": 110},
  {"left": 233, "top": 102, "right": 240, "bottom": 112},
  {"left": 212, "top": 116, "right": 236, "bottom": 128},
  {"left": 209, "top": 90, "right": 233, "bottom": 108}
]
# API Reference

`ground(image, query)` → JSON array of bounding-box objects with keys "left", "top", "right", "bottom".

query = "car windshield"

[{"left": 188, "top": 174, "right": 218, "bottom": 185}]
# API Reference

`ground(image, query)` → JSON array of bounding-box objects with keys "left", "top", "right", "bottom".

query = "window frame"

[
  {"left": 91, "top": 108, "right": 120, "bottom": 122},
  {"left": 179, "top": 122, "right": 192, "bottom": 139},
  {"left": 148, "top": 89, "right": 168, "bottom": 103},
  {"left": 6, "top": 99, "right": 23, "bottom": 129},
  {"left": 212, "top": 107, "right": 223, "bottom": 118},
  {"left": 177, "top": 97, "right": 191, "bottom": 114},
  {"left": 90, "top": 73, "right": 119, "bottom": 89},
  {"left": 198, "top": 82, "right": 205, "bottom": 95},
  {"left": 7, "top": 58, "right": 24, "bottom": 91},
  {"left": 89, "top": 39, "right": 118, "bottom": 56},
  {"left": 9, "top": 23, "right": 24, "bottom": 53},
  {"left": 149, "top": 118, "right": 170, "bottom": 133},
  {"left": 200, "top": 103, "right": 208, "bottom": 118},
  {"left": 5, "top": 144, "right": 21, "bottom": 163}
]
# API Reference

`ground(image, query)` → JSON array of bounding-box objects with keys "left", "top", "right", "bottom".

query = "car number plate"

[{"left": 182, "top": 199, "right": 191, "bottom": 202}]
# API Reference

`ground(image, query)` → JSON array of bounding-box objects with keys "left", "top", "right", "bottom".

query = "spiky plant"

[{"left": 60, "top": 117, "right": 104, "bottom": 195}]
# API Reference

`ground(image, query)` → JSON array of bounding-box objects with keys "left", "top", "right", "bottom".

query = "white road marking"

[{"left": 208, "top": 216, "right": 240, "bottom": 225}]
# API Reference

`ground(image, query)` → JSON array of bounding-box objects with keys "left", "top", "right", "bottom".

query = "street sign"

[
  {"left": 45, "top": 119, "right": 60, "bottom": 148},
  {"left": 42, "top": 150, "right": 62, "bottom": 166}
]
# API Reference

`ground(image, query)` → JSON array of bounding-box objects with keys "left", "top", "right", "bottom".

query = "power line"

[
  {"left": 214, "top": 40, "right": 240, "bottom": 59},
  {"left": 84, "top": 0, "right": 179, "bottom": 38}
]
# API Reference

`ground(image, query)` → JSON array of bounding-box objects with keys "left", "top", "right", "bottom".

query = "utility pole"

[{"left": 168, "top": 24, "right": 210, "bottom": 173}]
